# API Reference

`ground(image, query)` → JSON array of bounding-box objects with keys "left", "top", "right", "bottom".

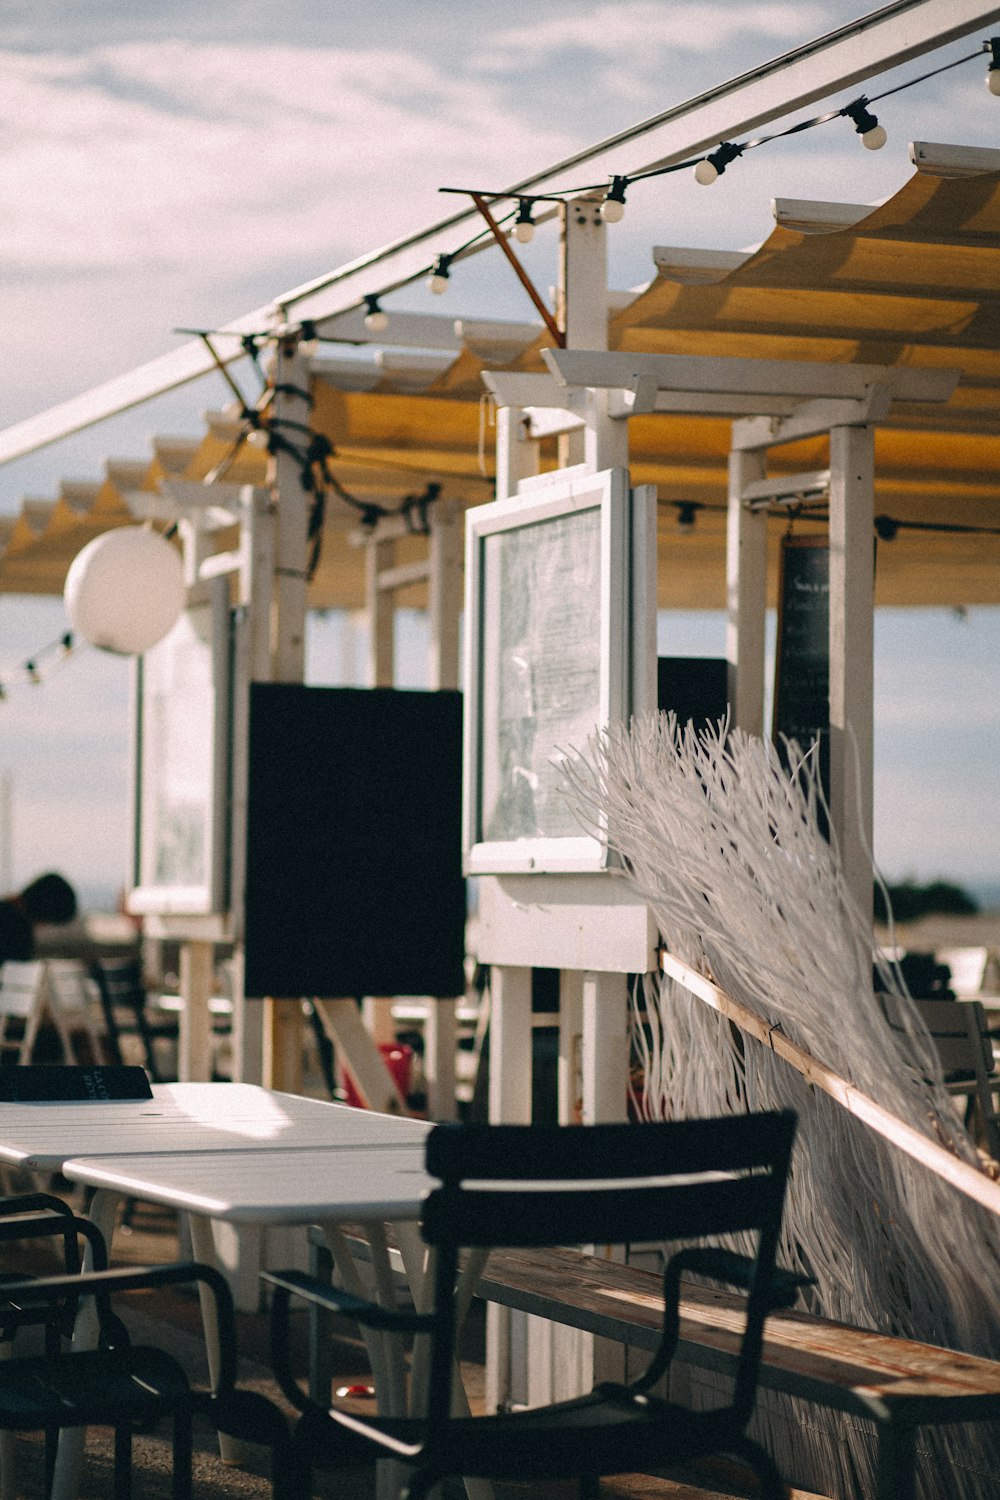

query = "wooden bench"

[{"left": 476, "top": 1245, "right": 1000, "bottom": 1500}]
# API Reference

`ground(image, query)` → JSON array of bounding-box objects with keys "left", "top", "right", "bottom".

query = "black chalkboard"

[
  {"left": 773, "top": 535, "right": 830, "bottom": 795},
  {"left": 243, "top": 684, "right": 466, "bottom": 1000},
  {"left": 773, "top": 535, "right": 829, "bottom": 745}
]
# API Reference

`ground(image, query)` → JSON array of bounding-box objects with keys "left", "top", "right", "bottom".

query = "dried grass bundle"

[{"left": 565, "top": 713, "right": 1000, "bottom": 1499}]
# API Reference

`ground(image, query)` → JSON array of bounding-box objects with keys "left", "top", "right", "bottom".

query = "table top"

[
  {"left": 0, "top": 1081, "right": 431, "bottom": 1171},
  {"left": 63, "top": 1143, "right": 434, "bottom": 1224}
]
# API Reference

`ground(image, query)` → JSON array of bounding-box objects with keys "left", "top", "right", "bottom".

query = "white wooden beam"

[
  {"left": 771, "top": 198, "right": 873, "bottom": 232},
  {"left": 742, "top": 468, "right": 831, "bottom": 508},
  {"left": 910, "top": 139, "right": 1000, "bottom": 176},
  {"left": 652, "top": 246, "right": 752, "bottom": 282},
  {"left": 544, "top": 348, "right": 959, "bottom": 404}
]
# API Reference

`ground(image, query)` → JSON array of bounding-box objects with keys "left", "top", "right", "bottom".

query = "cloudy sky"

[{"left": 0, "top": 1, "right": 998, "bottom": 906}]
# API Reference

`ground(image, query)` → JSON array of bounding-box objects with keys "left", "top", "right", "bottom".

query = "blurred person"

[{"left": 0, "top": 872, "right": 78, "bottom": 964}]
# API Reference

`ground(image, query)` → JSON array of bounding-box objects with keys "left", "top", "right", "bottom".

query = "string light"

[
  {"left": 363, "top": 294, "right": 389, "bottom": 333},
  {"left": 693, "top": 141, "right": 744, "bottom": 186},
  {"left": 427, "top": 254, "right": 452, "bottom": 295},
  {"left": 675, "top": 501, "right": 700, "bottom": 532},
  {"left": 298, "top": 319, "right": 319, "bottom": 357},
  {"left": 513, "top": 199, "right": 536, "bottom": 243},
  {"left": 841, "top": 97, "right": 887, "bottom": 151},
  {"left": 600, "top": 176, "right": 628, "bottom": 223},
  {"left": 987, "top": 37, "right": 1000, "bottom": 95}
]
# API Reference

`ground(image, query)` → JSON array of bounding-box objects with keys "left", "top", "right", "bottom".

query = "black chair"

[
  {"left": 265, "top": 1110, "right": 800, "bottom": 1500},
  {"left": 0, "top": 1191, "right": 111, "bottom": 1495},
  {"left": 88, "top": 957, "right": 180, "bottom": 1082},
  {"left": 0, "top": 1256, "right": 293, "bottom": 1500}
]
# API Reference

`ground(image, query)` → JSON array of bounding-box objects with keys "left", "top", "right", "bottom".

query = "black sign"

[
  {"left": 0, "top": 1066, "right": 153, "bottom": 1102},
  {"left": 773, "top": 535, "right": 830, "bottom": 798}
]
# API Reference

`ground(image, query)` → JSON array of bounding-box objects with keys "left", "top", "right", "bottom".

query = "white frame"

[
  {"left": 127, "top": 576, "right": 231, "bottom": 917},
  {"left": 463, "top": 467, "right": 632, "bottom": 875}
]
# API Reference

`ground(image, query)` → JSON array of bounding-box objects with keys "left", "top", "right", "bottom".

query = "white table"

[{"left": 0, "top": 1083, "right": 434, "bottom": 1498}]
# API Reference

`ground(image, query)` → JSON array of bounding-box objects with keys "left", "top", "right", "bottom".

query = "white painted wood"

[
  {"left": 545, "top": 348, "right": 959, "bottom": 404},
  {"left": 312, "top": 998, "right": 407, "bottom": 1115},
  {"left": 910, "top": 139, "right": 1000, "bottom": 176},
  {"left": 525, "top": 406, "right": 587, "bottom": 440},
  {"left": 477, "top": 875, "right": 657, "bottom": 972},
  {"left": 488, "top": 965, "right": 533, "bottom": 1124},
  {"left": 652, "top": 246, "right": 752, "bottom": 281},
  {"left": 771, "top": 198, "right": 873, "bottom": 232},
  {"left": 742, "top": 468, "right": 830, "bottom": 507},
  {"left": 558, "top": 970, "right": 584, "bottom": 1124},
  {"left": 581, "top": 971, "right": 629, "bottom": 1124},
  {"left": 270, "top": 342, "right": 311, "bottom": 685},
  {"left": 422, "top": 998, "right": 458, "bottom": 1121},
  {"left": 726, "top": 447, "right": 768, "bottom": 736},
  {"left": 375, "top": 558, "right": 429, "bottom": 593},
  {"left": 427, "top": 499, "right": 462, "bottom": 691},
  {"left": 482, "top": 371, "right": 582, "bottom": 410},
  {"left": 494, "top": 405, "right": 540, "bottom": 501},
  {"left": 828, "top": 422, "right": 875, "bottom": 920},
  {"left": 611, "top": 388, "right": 800, "bottom": 419},
  {"left": 367, "top": 535, "right": 395, "bottom": 686},
  {"left": 733, "top": 387, "right": 896, "bottom": 450}
]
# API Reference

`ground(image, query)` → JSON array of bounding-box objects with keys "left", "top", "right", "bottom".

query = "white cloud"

[
  {"left": 478, "top": 2, "right": 825, "bottom": 70},
  {"left": 0, "top": 42, "right": 581, "bottom": 278}
]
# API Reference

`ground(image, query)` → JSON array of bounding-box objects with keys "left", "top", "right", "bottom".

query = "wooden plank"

[
  {"left": 660, "top": 952, "right": 1000, "bottom": 1218},
  {"left": 478, "top": 1246, "right": 1000, "bottom": 1415}
]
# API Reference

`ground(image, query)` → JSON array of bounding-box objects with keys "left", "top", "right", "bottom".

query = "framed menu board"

[
  {"left": 463, "top": 467, "right": 638, "bottom": 875},
  {"left": 773, "top": 533, "right": 830, "bottom": 796},
  {"left": 128, "top": 577, "right": 231, "bottom": 917}
]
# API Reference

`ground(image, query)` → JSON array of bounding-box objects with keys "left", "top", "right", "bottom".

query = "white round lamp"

[{"left": 64, "top": 527, "right": 185, "bottom": 655}]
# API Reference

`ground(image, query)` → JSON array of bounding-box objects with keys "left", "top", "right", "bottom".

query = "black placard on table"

[{"left": 0, "top": 1067, "right": 154, "bottom": 1102}]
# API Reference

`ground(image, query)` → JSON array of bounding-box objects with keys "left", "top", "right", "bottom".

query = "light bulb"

[
  {"left": 988, "top": 69, "right": 1000, "bottom": 96},
  {"left": 861, "top": 123, "right": 887, "bottom": 151},
  {"left": 427, "top": 272, "right": 449, "bottom": 295},
  {"left": 513, "top": 200, "right": 535, "bottom": 243},
  {"left": 363, "top": 296, "right": 389, "bottom": 333},
  {"left": 600, "top": 177, "right": 627, "bottom": 223},
  {"left": 247, "top": 428, "right": 270, "bottom": 448},
  {"left": 694, "top": 158, "right": 719, "bottom": 186}
]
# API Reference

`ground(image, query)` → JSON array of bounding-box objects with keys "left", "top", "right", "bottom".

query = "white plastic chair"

[{"left": 0, "top": 961, "right": 49, "bottom": 1066}]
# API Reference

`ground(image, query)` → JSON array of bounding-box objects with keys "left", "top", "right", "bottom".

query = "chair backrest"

[
  {"left": 880, "top": 991, "right": 999, "bottom": 1158},
  {"left": 423, "top": 1113, "right": 796, "bottom": 1250},
  {"left": 43, "top": 959, "right": 104, "bottom": 1065},
  {"left": 89, "top": 955, "right": 173, "bottom": 1079},
  {"left": 0, "top": 960, "right": 49, "bottom": 1063},
  {"left": 880, "top": 991, "right": 994, "bottom": 1080},
  {"left": 420, "top": 1113, "right": 796, "bottom": 1426}
]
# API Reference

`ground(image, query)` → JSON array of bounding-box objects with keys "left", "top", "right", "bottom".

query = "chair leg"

[
  {"left": 728, "top": 1434, "right": 789, "bottom": 1500},
  {"left": 113, "top": 1424, "right": 133, "bottom": 1500},
  {"left": 402, "top": 1467, "right": 439, "bottom": 1500},
  {"left": 171, "top": 1410, "right": 193, "bottom": 1500}
]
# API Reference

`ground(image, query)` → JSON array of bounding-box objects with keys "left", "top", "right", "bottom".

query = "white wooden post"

[
  {"left": 726, "top": 444, "right": 768, "bottom": 735},
  {"left": 485, "top": 963, "right": 532, "bottom": 1414},
  {"left": 581, "top": 971, "right": 630, "bottom": 1124},
  {"left": 263, "top": 337, "right": 312, "bottom": 1093},
  {"left": 228, "top": 486, "right": 274, "bottom": 1086},
  {"left": 828, "top": 422, "right": 875, "bottom": 919}
]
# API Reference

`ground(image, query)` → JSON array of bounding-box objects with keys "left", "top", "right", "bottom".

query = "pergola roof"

[{"left": 2, "top": 146, "right": 999, "bottom": 610}]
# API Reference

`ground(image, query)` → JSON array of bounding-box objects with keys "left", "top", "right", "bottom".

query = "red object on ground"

[{"left": 342, "top": 1042, "right": 414, "bottom": 1109}]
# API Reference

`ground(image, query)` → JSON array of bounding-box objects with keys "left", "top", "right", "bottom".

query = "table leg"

[{"left": 187, "top": 1213, "right": 244, "bottom": 1465}]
